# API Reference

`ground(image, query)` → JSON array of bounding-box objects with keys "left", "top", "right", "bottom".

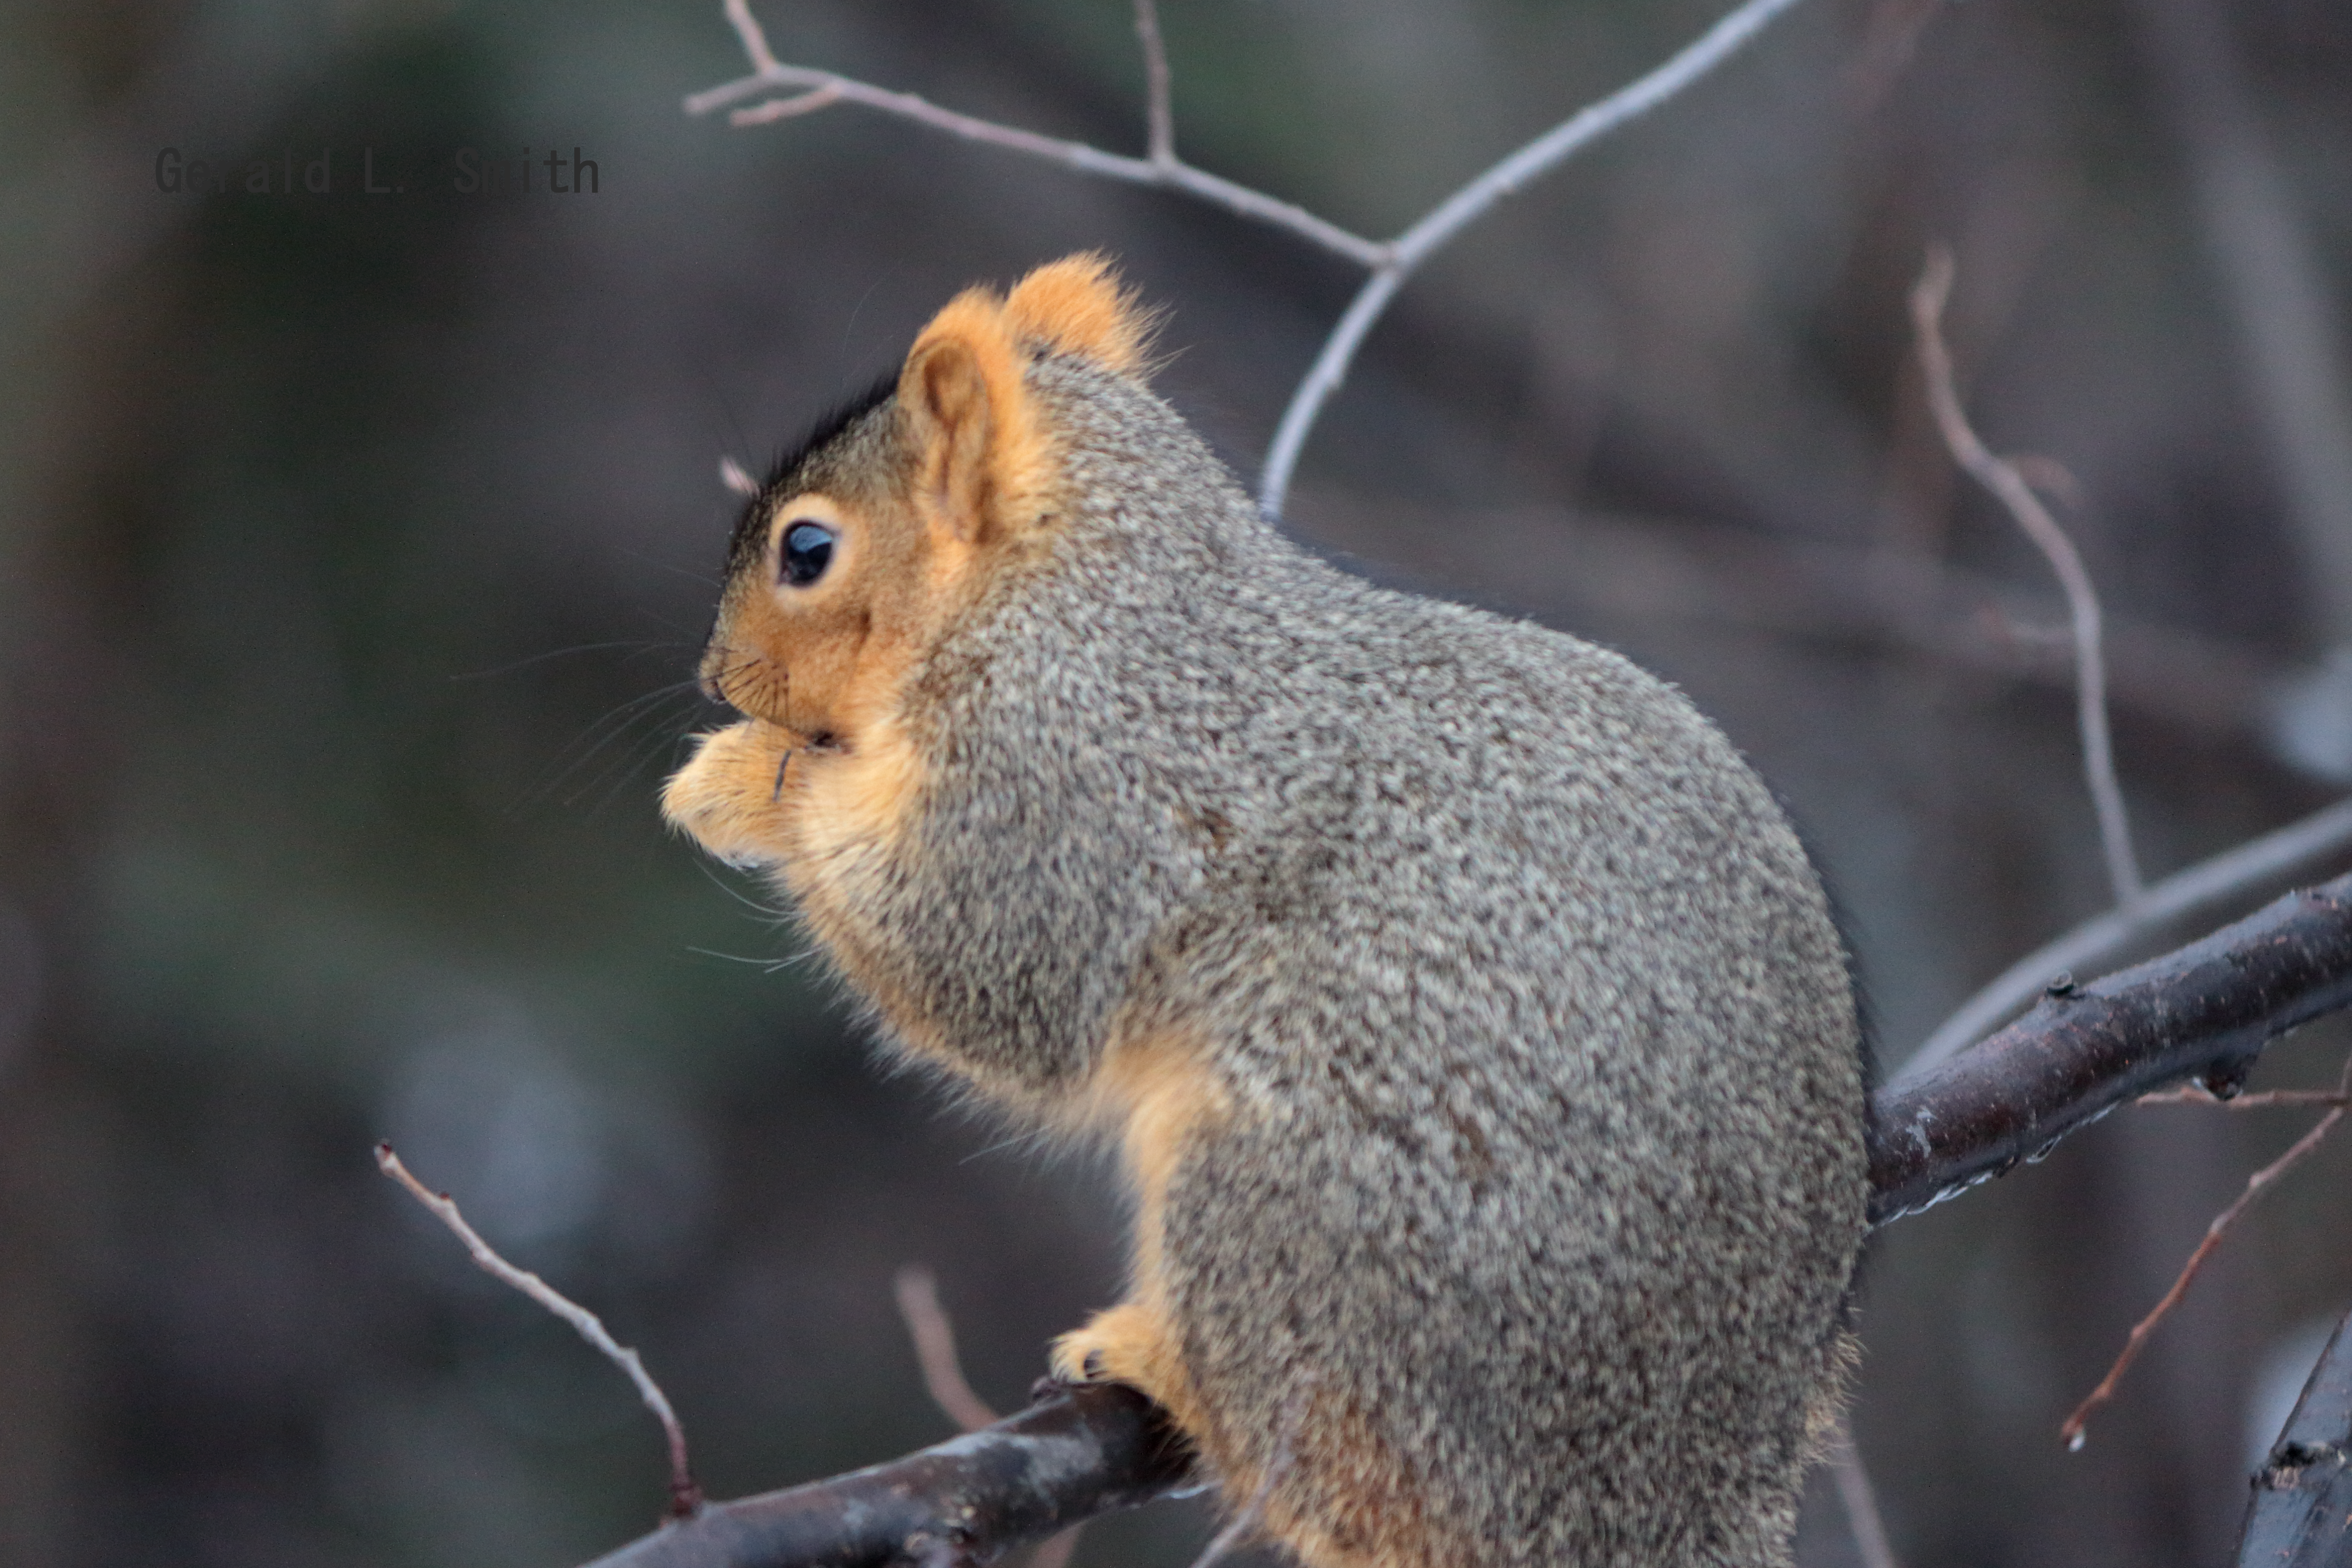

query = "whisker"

[
  {"left": 451, "top": 639, "right": 690, "bottom": 682},
  {"left": 526, "top": 679, "right": 710, "bottom": 813}
]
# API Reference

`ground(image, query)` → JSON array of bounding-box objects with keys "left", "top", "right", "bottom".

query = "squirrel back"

[{"left": 664, "top": 255, "right": 1870, "bottom": 1568}]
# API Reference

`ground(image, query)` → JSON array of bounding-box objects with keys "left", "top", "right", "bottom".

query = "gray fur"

[{"left": 796, "top": 357, "right": 1868, "bottom": 1566}]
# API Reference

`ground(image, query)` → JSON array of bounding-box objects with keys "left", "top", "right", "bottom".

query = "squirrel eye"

[{"left": 779, "top": 520, "right": 836, "bottom": 587}]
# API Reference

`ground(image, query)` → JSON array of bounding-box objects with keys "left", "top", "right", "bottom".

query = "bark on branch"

[
  {"left": 1868, "top": 869, "right": 2352, "bottom": 1222},
  {"left": 582, "top": 869, "right": 2352, "bottom": 1568},
  {"left": 582, "top": 1383, "right": 1194, "bottom": 1568}
]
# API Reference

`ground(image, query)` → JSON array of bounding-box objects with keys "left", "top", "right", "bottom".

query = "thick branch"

[
  {"left": 581, "top": 871, "right": 2352, "bottom": 1567},
  {"left": 1868, "top": 870, "right": 2352, "bottom": 1222},
  {"left": 580, "top": 1383, "right": 1192, "bottom": 1568}
]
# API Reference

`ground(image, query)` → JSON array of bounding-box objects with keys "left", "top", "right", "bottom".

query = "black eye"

[{"left": 779, "top": 520, "right": 836, "bottom": 587}]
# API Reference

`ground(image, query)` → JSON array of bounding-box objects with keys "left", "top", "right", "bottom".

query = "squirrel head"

[{"left": 664, "top": 254, "right": 1157, "bottom": 860}]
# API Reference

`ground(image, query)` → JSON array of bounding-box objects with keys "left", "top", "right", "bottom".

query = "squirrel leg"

[
  {"left": 1046, "top": 1033, "right": 1223, "bottom": 1432},
  {"left": 1048, "top": 1297, "right": 1186, "bottom": 1396}
]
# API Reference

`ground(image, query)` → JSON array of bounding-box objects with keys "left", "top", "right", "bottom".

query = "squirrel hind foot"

[{"left": 1049, "top": 1301, "right": 1188, "bottom": 1404}]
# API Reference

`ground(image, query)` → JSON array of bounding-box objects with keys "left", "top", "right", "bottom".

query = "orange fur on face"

[{"left": 668, "top": 259, "right": 1151, "bottom": 999}]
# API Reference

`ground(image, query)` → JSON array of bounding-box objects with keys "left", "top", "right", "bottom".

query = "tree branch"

[
  {"left": 576, "top": 869, "right": 2352, "bottom": 1568},
  {"left": 1132, "top": 0, "right": 1174, "bottom": 168},
  {"left": 685, "top": 7, "right": 1386, "bottom": 268},
  {"left": 380, "top": 1144, "right": 701, "bottom": 1517},
  {"left": 1868, "top": 869, "right": 2352, "bottom": 1223},
  {"left": 686, "top": 0, "right": 1813, "bottom": 516},
  {"left": 2059, "top": 1055, "right": 2350, "bottom": 1449},
  {"left": 577, "top": 1382, "right": 1193, "bottom": 1568}
]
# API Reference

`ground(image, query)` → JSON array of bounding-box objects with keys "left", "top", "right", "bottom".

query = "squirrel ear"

[
  {"left": 1002, "top": 253, "right": 1158, "bottom": 379},
  {"left": 904, "top": 337, "right": 995, "bottom": 543},
  {"left": 901, "top": 287, "right": 1049, "bottom": 545}
]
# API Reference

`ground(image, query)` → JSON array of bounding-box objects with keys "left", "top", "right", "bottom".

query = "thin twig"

[
  {"left": 893, "top": 1265, "right": 1001, "bottom": 1434},
  {"left": 1256, "top": 0, "right": 1812, "bottom": 513},
  {"left": 1133, "top": 0, "right": 1174, "bottom": 167},
  {"left": 1911, "top": 246, "right": 2142, "bottom": 910},
  {"left": 378, "top": 1142, "right": 702, "bottom": 1517},
  {"left": 2059, "top": 1055, "right": 2352, "bottom": 1450},
  {"left": 1827, "top": 1416, "right": 1902, "bottom": 1568},
  {"left": 732, "top": 85, "right": 845, "bottom": 125},
  {"left": 1905, "top": 795, "right": 2352, "bottom": 1072}
]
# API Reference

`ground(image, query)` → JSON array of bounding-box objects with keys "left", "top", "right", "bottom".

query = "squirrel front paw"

[{"left": 1050, "top": 1302, "right": 1182, "bottom": 1396}]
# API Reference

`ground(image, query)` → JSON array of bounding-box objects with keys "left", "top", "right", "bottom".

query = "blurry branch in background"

[
  {"left": 376, "top": 1144, "right": 703, "bottom": 1519},
  {"left": 1826, "top": 1416, "right": 1902, "bottom": 1568},
  {"left": 1338, "top": 499, "right": 2278, "bottom": 738},
  {"left": 687, "top": 0, "right": 1816, "bottom": 517},
  {"left": 2060, "top": 1052, "right": 2352, "bottom": 1451},
  {"left": 579, "top": 873, "right": 2352, "bottom": 1568},
  {"left": 2126, "top": 0, "right": 2352, "bottom": 668},
  {"left": 1911, "top": 247, "right": 2143, "bottom": 910},
  {"left": 1905, "top": 796, "right": 2352, "bottom": 1071},
  {"left": 894, "top": 1266, "right": 1082, "bottom": 1568},
  {"left": 893, "top": 1265, "right": 1001, "bottom": 1433}
]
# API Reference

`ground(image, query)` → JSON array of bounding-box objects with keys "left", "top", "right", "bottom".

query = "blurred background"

[{"left": 4, "top": 0, "right": 2351, "bottom": 1562}]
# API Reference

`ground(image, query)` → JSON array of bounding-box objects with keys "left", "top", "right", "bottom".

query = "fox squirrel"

[{"left": 663, "top": 255, "right": 1870, "bottom": 1568}]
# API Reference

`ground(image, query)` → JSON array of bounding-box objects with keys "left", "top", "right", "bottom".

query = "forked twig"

[
  {"left": 377, "top": 1142, "right": 702, "bottom": 1517},
  {"left": 1911, "top": 246, "right": 2143, "bottom": 910},
  {"left": 689, "top": 0, "right": 1815, "bottom": 516},
  {"left": 688, "top": 4, "right": 1384, "bottom": 267},
  {"left": 2059, "top": 1054, "right": 2352, "bottom": 1450}
]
